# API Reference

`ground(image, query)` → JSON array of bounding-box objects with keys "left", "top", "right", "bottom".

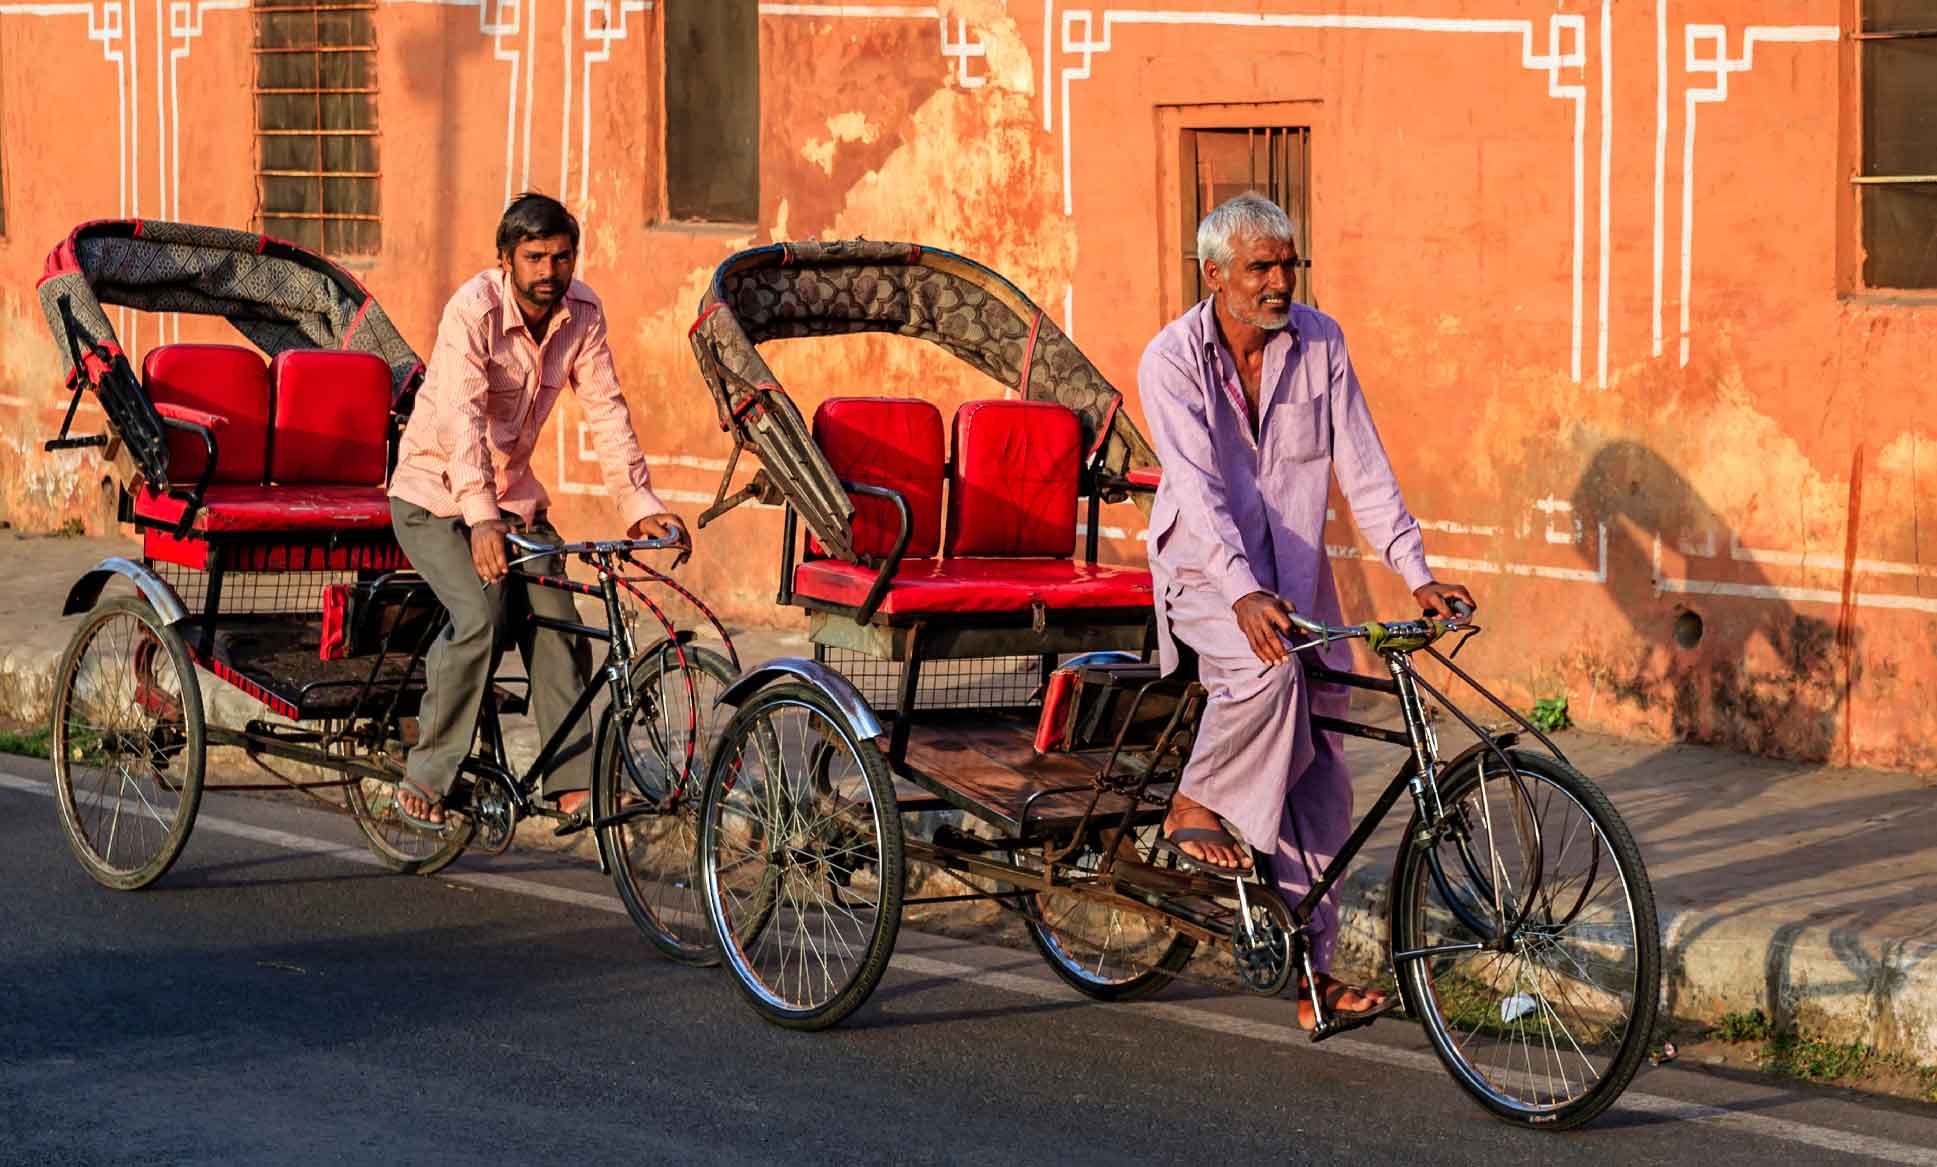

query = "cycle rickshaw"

[
  {"left": 35, "top": 219, "right": 734, "bottom": 961},
  {"left": 685, "top": 240, "right": 1662, "bottom": 1129}
]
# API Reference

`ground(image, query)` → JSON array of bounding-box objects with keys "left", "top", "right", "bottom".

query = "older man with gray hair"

[{"left": 1139, "top": 192, "right": 1475, "bottom": 1033}]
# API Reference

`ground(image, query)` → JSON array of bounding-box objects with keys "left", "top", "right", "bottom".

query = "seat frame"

[{"left": 777, "top": 448, "right": 1159, "bottom": 765}]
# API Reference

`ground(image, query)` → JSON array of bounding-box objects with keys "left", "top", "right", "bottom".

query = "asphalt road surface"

[{"left": 4, "top": 755, "right": 1935, "bottom": 1167}]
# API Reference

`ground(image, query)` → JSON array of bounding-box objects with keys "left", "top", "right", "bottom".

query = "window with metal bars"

[
  {"left": 1858, "top": 2, "right": 1937, "bottom": 288},
  {"left": 253, "top": 0, "right": 379, "bottom": 255},
  {"left": 1180, "top": 127, "right": 1312, "bottom": 309}
]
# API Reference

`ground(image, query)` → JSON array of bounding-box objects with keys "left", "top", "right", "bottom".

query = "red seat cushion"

[
  {"left": 947, "top": 400, "right": 1080, "bottom": 558},
  {"left": 793, "top": 558, "right": 1153, "bottom": 616},
  {"left": 132, "top": 483, "right": 394, "bottom": 533},
  {"left": 811, "top": 397, "right": 945, "bottom": 559},
  {"left": 269, "top": 350, "right": 393, "bottom": 485},
  {"left": 143, "top": 344, "right": 271, "bottom": 484}
]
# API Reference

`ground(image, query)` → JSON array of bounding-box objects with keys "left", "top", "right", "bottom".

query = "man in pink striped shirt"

[{"left": 388, "top": 193, "right": 687, "bottom": 831}]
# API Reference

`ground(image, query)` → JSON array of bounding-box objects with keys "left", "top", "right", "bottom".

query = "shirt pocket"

[
  {"left": 484, "top": 362, "right": 528, "bottom": 447},
  {"left": 1269, "top": 393, "right": 1331, "bottom": 463}
]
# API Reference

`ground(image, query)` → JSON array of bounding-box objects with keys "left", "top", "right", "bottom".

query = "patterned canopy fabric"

[{"left": 37, "top": 219, "right": 422, "bottom": 399}]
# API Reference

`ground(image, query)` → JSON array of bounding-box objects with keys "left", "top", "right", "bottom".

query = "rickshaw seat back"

[
  {"left": 142, "top": 344, "right": 272, "bottom": 484},
  {"left": 810, "top": 397, "right": 944, "bottom": 560},
  {"left": 945, "top": 399, "right": 1079, "bottom": 558},
  {"left": 267, "top": 349, "right": 392, "bottom": 485}
]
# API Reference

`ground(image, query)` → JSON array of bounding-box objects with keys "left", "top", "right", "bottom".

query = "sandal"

[
  {"left": 1298, "top": 972, "right": 1400, "bottom": 1036},
  {"left": 392, "top": 778, "right": 451, "bottom": 835},
  {"left": 1153, "top": 825, "right": 1255, "bottom": 877}
]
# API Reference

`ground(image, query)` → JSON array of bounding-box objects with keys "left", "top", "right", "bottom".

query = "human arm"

[{"left": 568, "top": 302, "right": 681, "bottom": 549}]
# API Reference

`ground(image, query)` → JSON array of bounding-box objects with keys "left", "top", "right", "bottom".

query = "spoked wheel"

[
  {"left": 1022, "top": 823, "right": 1197, "bottom": 1001},
  {"left": 1390, "top": 748, "right": 1660, "bottom": 1130},
  {"left": 50, "top": 596, "right": 206, "bottom": 890},
  {"left": 699, "top": 682, "right": 902, "bottom": 1030},
  {"left": 595, "top": 644, "right": 736, "bottom": 965},
  {"left": 344, "top": 774, "right": 472, "bottom": 875}
]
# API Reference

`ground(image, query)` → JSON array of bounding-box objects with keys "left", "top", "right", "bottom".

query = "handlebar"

[
  {"left": 1282, "top": 596, "right": 1477, "bottom": 656},
  {"left": 504, "top": 524, "right": 686, "bottom": 571}
]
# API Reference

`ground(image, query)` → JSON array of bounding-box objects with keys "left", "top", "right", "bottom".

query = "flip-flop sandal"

[
  {"left": 1153, "top": 826, "right": 1256, "bottom": 877},
  {"left": 392, "top": 778, "right": 452, "bottom": 835},
  {"left": 549, "top": 792, "right": 647, "bottom": 837},
  {"left": 1300, "top": 976, "right": 1401, "bottom": 1036}
]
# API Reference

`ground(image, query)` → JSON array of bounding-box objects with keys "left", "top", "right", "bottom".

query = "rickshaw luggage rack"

[
  {"left": 32, "top": 220, "right": 739, "bottom": 968},
  {"left": 685, "top": 238, "right": 1662, "bottom": 1131}
]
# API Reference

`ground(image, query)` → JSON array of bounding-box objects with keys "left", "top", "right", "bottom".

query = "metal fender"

[
  {"left": 62, "top": 556, "right": 190, "bottom": 625},
  {"left": 715, "top": 656, "right": 885, "bottom": 741}
]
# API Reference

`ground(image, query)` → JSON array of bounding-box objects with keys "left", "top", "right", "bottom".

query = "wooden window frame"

[{"left": 1156, "top": 102, "right": 1324, "bottom": 320}]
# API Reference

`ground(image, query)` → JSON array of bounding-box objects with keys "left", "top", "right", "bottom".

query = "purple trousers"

[{"left": 1167, "top": 586, "right": 1355, "bottom": 972}]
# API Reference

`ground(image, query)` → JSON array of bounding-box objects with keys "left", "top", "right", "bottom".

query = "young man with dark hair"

[{"left": 387, "top": 192, "right": 689, "bottom": 830}]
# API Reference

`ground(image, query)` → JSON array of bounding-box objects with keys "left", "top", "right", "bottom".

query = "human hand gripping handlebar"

[
  {"left": 1278, "top": 595, "right": 1478, "bottom": 657},
  {"left": 486, "top": 523, "right": 689, "bottom": 584}
]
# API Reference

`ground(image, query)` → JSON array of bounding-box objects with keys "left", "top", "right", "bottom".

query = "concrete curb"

[{"left": 12, "top": 612, "right": 1937, "bottom": 1065}]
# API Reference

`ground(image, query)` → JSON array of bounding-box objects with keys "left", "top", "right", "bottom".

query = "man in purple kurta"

[{"left": 1140, "top": 193, "right": 1474, "bottom": 1028}]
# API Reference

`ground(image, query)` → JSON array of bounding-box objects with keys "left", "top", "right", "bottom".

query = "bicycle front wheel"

[
  {"left": 1389, "top": 748, "right": 1660, "bottom": 1130},
  {"left": 595, "top": 643, "right": 735, "bottom": 965}
]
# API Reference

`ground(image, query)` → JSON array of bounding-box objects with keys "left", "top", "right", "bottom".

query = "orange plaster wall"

[{"left": 0, "top": 0, "right": 1928, "bottom": 771}]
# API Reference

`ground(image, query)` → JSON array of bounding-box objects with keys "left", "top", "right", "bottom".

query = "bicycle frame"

[{"left": 904, "top": 618, "right": 1575, "bottom": 1024}]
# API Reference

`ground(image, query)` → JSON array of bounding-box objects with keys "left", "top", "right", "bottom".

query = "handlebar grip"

[{"left": 1447, "top": 596, "right": 1475, "bottom": 619}]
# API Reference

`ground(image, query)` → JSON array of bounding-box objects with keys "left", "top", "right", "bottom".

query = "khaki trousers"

[{"left": 390, "top": 498, "right": 594, "bottom": 800}]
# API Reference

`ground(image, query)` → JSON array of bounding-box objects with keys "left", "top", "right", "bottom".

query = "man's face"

[
  {"left": 1205, "top": 232, "right": 1298, "bottom": 331},
  {"left": 499, "top": 234, "right": 577, "bottom": 313}
]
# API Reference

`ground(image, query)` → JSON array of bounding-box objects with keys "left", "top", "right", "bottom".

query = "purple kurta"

[{"left": 1140, "top": 298, "right": 1433, "bottom": 968}]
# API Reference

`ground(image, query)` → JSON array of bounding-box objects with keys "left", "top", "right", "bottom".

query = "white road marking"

[{"left": 5, "top": 770, "right": 1933, "bottom": 1163}]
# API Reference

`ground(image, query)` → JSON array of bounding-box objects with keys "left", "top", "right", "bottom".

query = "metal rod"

[{"left": 1851, "top": 175, "right": 1937, "bottom": 185}]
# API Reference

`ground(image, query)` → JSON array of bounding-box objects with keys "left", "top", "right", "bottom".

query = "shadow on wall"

[{"left": 1569, "top": 440, "right": 1857, "bottom": 766}]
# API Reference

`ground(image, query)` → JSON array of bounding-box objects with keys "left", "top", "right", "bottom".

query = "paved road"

[{"left": 4, "top": 756, "right": 1936, "bottom": 1167}]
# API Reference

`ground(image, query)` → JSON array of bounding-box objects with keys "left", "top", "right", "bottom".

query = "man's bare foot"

[
  {"left": 396, "top": 786, "right": 445, "bottom": 827},
  {"left": 1297, "top": 971, "right": 1393, "bottom": 1029},
  {"left": 554, "top": 790, "right": 589, "bottom": 818},
  {"left": 1162, "top": 793, "right": 1251, "bottom": 869}
]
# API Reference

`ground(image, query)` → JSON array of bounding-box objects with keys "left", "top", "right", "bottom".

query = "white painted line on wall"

[
  {"left": 1060, "top": 9, "right": 1590, "bottom": 384},
  {"left": 757, "top": 4, "right": 941, "bottom": 17},
  {"left": 1651, "top": 0, "right": 1667, "bottom": 359},
  {"left": 1678, "top": 24, "right": 1838, "bottom": 368},
  {"left": 1597, "top": 0, "right": 1611, "bottom": 389}
]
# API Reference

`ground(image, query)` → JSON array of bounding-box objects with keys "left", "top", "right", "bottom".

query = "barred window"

[
  {"left": 254, "top": 0, "right": 379, "bottom": 254},
  {"left": 1858, "top": 2, "right": 1937, "bottom": 288},
  {"left": 1180, "top": 127, "right": 1313, "bottom": 308}
]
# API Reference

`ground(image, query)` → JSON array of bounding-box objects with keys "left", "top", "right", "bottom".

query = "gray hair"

[{"left": 1196, "top": 192, "right": 1295, "bottom": 273}]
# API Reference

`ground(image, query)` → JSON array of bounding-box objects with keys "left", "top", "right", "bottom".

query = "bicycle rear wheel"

[
  {"left": 345, "top": 774, "right": 472, "bottom": 875},
  {"left": 1023, "top": 824, "right": 1197, "bottom": 1001},
  {"left": 1389, "top": 749, "right": 1659, "bottom": 1130}
]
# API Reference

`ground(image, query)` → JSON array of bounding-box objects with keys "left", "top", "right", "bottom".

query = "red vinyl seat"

[
  {"left": 142, "top": 344, "right": 272, "bottom": 484},
  {"left": 134, "top": 347, "right": 399, "bottom": 565},
  {"left": 792, "top": 398, "right": 1153, "bottom": 620},
  {"left": 793, "top": 557, "right": 1152, "bottom": 616},
  {"left": 132, "top": 483, "right": 394, "bottom": 533},
  {"left": 268, "top": 349, "right": 392, "bottom": 485}
]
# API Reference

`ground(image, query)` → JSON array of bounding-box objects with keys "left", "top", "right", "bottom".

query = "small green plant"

[
  {"left": 1529, "top": 694, "right": 1572, "bottom": 732},
  {"left": 1765, "top": 1034, "right": 1873, "bottom": 1082},
  {"left": 0, "top": 726, "right": 53, "bottom": 759},
  {"left": 55, "top": 518, "right": 86, "bottom": 537},
  {"left": 1711, "top": 1009, "right": 1774, "bottom": 1043}
]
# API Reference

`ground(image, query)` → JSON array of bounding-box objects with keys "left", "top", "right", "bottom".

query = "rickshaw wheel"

[
  {"left": 1021, "top": 824, "right": 1197, "bottom": 1001},
  {"left": 50, "top": 595, "right": 206, "bottom": 890},
  {"left": 344, "top": 772, "right": 472, "bottom": 875},
  {"left": 699, "top": 682, "right": 902, "bottom": 1031},
  {"left": 595, "top": 643, "right": 736, "bottom": 966}
]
